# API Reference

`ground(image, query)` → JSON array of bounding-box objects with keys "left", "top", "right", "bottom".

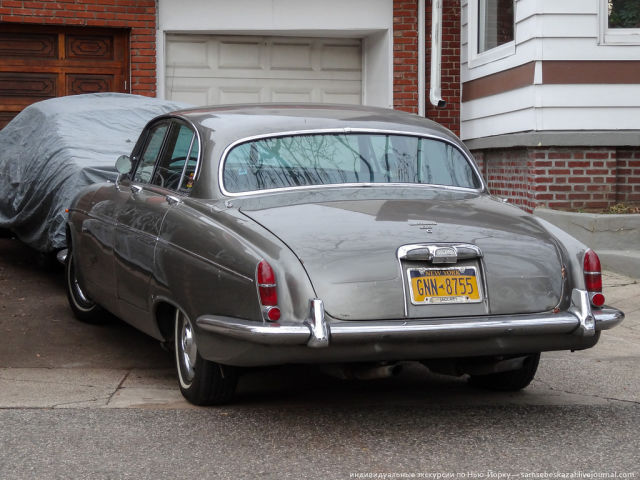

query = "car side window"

[
  {"left": 133, "top": 123, "right": 169, "bottom": 184},
  {"left": 150, "top": 122, "right": 199, "bottom": 193}
]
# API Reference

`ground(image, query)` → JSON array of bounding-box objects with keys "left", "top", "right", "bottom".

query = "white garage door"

[{"left": 165, "top": 34, "right": 362, "bottom": 106}]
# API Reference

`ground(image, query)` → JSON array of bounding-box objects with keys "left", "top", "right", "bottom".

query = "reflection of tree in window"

[
  {"left": 223, "top": 134, "right": 480, "bottom": 192},
  {"left": 608, "top": 0, "right": 640, "bottom": 28}
]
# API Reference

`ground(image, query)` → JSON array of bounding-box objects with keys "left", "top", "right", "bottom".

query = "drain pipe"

[
  {"left": 418, "top": 0, "right": 426, "bottom": 116},
  {"left": 430, "top": 0, "right": 446, "bottom": 108}
]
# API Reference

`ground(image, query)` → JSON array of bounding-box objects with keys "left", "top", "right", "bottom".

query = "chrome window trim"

[
  {"left": 133, "top": 115, "right": 203, "bottom": 197},
  {"left": 217, "top": 128, "right": 487, "bottom": 197},
  {"left": 170, "top": 115, "right": 203, "bottom": 196},
  {"left": 176, "top": 132, "right": 196, "bottom": 193}
]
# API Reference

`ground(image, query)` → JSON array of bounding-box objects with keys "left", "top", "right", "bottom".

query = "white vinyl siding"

[
  {"left": 165, "top": 35, "right": 362, "bottom": 106},
  {"left": 461, "top": 0, "right": 640, "bottom": 141}
]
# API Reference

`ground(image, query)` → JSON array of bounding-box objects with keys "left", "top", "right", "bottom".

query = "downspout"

[
  {"left": 418, "top": 0, "right": 426, "bottom": 116},
  {"left": 430, "top": 0, "right": 446, "bottom": 108}
]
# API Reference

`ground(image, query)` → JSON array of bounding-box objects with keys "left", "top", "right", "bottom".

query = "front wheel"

[
  {"left": 174, "top": 309, "right": 238, "bottom": 405},
  {"left": 468, "top": 353, "right": 540, "bottom": 391},
  {"left": 65, "top": 246, "right": 107, "bottom": 324}
]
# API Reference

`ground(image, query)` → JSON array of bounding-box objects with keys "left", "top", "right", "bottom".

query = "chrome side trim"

[
  {"left": 194, "top": 289, "right": 624, "bottom": 347},
  {"left": 196, "top": 315, "right": 310, "bottom": 345},
  {"left": 305, "top": 299, "right": 329, "bottom": 348},
  {"left": 217, "top": 128, "right": 487, "bottom": 197}
]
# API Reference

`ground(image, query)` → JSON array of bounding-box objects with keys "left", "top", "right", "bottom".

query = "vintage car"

[{"left": 63, "top": 104, "right": 624, "bottom": 405}]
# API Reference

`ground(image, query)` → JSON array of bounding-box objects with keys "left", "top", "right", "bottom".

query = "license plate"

[{"left": 408, "top": 266, "right": 482, "bottom": 305}]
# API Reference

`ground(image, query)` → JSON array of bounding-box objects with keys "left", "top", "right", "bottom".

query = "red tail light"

[
  {"left": 257, "top": 260, "right": 280, "bottom": 321},
  {"left": 583, "top": 249, "right": 605, "bottom": 307}
]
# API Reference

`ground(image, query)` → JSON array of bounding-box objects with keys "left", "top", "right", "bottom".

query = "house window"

[
  {"left": 600, "top": 0, "right": 640, "bottom": 44},
  {"left": 468, "top": 0, "right": 516, "bottom": 67},
  {"left": 478, "top": 0, "right": 514, "bottom": 53}
]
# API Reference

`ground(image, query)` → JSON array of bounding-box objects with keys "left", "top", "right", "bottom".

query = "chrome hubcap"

[
  {"left": 178, "top": 313, "right": 197, "bottom": 383},
  {"left": 68, "top": 256, "right": 93, "bottom": 309}
]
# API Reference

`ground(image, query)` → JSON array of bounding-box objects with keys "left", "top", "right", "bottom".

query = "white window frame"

[
  {"left": 468, "top": 0, "right": 516, "bottom": 68},
  {"left": 599, "top": 0, "right": 640, "bottom": 45}
]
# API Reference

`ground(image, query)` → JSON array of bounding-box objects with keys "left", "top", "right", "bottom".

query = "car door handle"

[
  {"left": 166, "top": 195, "right": 182, "bottom": 206},
  {"left": 130, "top": 185, "right": 142, "bottom": 195}
]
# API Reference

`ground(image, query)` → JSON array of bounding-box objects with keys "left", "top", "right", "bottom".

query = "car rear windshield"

[{"left": 222, "top": 133, "right": 482, "bottom": 193}]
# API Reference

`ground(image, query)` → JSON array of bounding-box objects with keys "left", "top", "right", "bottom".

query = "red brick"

[
  {"left": 568, "top": 177, "right": 592, "bottom": 184},
  {"left": 586, "top": 152, "right": 610, "bottom": 160}
]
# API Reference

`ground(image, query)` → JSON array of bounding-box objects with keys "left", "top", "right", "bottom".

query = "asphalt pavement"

[{"left": 0, "top": 237, "right": 639, "bottom": 478}]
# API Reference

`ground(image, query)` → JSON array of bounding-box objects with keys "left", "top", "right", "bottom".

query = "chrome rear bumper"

[{"left": 196, "top": 289, "right": 624, "bottom": 349}]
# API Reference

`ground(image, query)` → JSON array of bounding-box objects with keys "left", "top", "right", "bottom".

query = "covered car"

[
  {"left": 0, "top": 93, "right": 188, "bottom": 252},
  {"left": 63, "top": 104, "right": 624, "bottom": 405}
]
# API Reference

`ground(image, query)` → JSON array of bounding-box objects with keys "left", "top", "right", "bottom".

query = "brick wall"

[
  {"left": 473, "top": 147, "right": 640, "bottom": 212},
  {"left": 0, "top": 0, "right": 157, "bottom": 97},
  {"left": 393, "top": 0, "right": 419, "bottom": 114},
  {"left": 393, "top": 0, "right": 461, "bottom": 135}
]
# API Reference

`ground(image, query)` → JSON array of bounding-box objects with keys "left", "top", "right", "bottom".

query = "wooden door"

[{"left": 0, "top": 24, "right": 130, "bottom": 128}]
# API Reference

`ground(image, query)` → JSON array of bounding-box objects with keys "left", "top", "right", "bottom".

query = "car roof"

[{"left": 169, "top": 103, "right": 458, "bottom": 144}]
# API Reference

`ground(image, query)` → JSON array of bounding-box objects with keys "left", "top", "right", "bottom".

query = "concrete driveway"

[
  {"left": 0, "top": 236, "right": 638, "bottom": 409},
  {"left": 1, "top": 236, "right": 639, "bottom": 478}
]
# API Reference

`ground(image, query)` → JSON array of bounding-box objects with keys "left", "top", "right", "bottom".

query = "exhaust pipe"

[{"left": 320, "top": 363, "right": 403, "bottom": 380}]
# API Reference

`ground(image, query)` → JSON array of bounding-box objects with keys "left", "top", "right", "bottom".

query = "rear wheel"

[
  {"left": 65, "top": 245, "right": 106, "bottom": 324},
  {"left": 468, "top": 353, "right": 540, "bottom": 391},
  {"left": 174, "top": 309, "right": 238, "bottom": 405}
]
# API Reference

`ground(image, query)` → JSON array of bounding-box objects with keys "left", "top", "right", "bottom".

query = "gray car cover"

[{"left": 0, "top": 93, "right": 190, "bottom": 252}]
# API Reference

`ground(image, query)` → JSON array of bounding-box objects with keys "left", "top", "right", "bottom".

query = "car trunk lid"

[{"left": 239, "top": 191, "right": 564, "bottom": 321}]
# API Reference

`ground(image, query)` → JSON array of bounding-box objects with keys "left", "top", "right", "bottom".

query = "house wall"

[
  {"left": 0, "top": 0, "right": 157, "bottom": 97},
  {"left": 463, "top": 0, "right": 640, "bottom": 211},
  {"left": 474, "top": 147, "right": 640, "bottom": 212},
  {"left": 461, "top": 0, "right": 640, "bottom": 141}
]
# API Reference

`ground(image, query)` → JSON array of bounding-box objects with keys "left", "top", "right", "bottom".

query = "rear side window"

[
  {"left": 151, "top": 123, "right": 199, "bottom": 192},
  {"left": 133, "top": 123, "right": 169, "bottom": 183}
]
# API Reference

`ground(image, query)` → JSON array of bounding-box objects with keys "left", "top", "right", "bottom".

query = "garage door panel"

[
  {"left": 271, "top": 89, "right": 314, "bottom": 103},
  {"left": 166, "top": 87, "right": 209, "bottom": 106},
  {"left": 166, "top": 34, "right": 362, "bottom": 106},
  {"left": 0, "top": 72, "right": 57, "bottom": 99},
  {"left": 321, "top": 44, "right": 362, "bottom": 71},
  {"left": 270, "top": 43, "right": 313, "bottom": 71},
  {"left": 219, "top": 88, "right": 262, "bottom": 104},
  {"left": 218, "top": 41, "right": 262, "bottom": 70},
  {"left": 0, "top": 32, "right": 58, "bottom": 58},
  {"left": 169, "top": 67, "right": 360, "bottom": 81},
  {"left": 166, "top": 39, "right": 209, "bottom": 69},
  {"left": 66, "top": 73, "right": 116, "bottom": 95},
  {"left": 321, "top": 90, "right": 362, "bottom": 105},
  {"left": 168, "top": 76, "right": 361, "bottom": 105}
]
